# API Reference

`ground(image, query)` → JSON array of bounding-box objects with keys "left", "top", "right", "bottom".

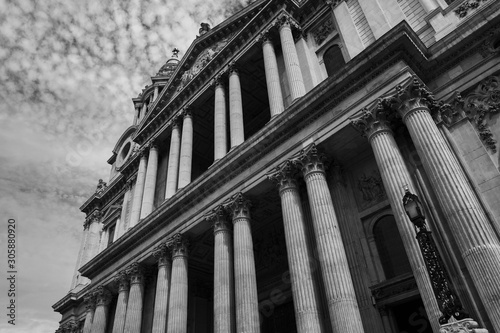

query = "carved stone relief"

[{"left": 352, "top": 160, "right": 387, "bottom": 211}]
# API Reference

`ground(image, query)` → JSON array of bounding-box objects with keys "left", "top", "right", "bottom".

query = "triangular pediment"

[{"left": 135, "top": 0, "right": 273, "bottom": 133}]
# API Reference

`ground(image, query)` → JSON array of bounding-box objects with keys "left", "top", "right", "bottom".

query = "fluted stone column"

[
  {"left": 91, "top": 287, "right": 112, "bottom": 333},
  {"left": 295, "top": 145, "right": 364, "bottom": 333},
  {"left": 207, "top": 206, "right": 235, "bottom": 333},
  {"left": 214, "top": 79, "right": 228, "bottom": 161},
  {"left": 395, "top": 79, "right": 500, "bottom": 331},
  {"left": 154, "top": 86, "right": 159, "bottom": 101},
  {"left": 141, "top": 103, "right": 148, "bottom": 122},
  {"left": 112, "top": 272, "right": 130, "bottom": 333},
  {"left": 351, "top": 105, "right": 441, "bottom": 333},
  {"left": 228, "top": 193, "right": 260, "bottom": 333},
  {"left": 268, "top": 162, "right": 323, "bottom": 333},
  {"left": 82, "top": 295, "right": 96, "bottom": 333},
  {"left": 152, "top": 244, "right": 172, "bottom": 333},
  {"left": 166, "top": 234, "right": 189, "bottom": 333},
  {"left": 165, "top": 117, "right": 182, "bottom": 199},
  {"left": 278, "top": 16, "right": 305, "bottom": 101},
  {"left": 141, "top": 144, "right": 159, "bottom": 218},
  {"left": 229, "top": 67, "right": 245, "bottom": 149},
  {"left": 129, "top": 152, "right": 148, "bottom": 228},
  {"left": 178, "top": 109, "right": 193, "bottom": 189},
  {"left": 117, "top": 181, "right": 132, "bottom": 238},
  {"left": 133, "top": 106, "right": 140, "bottom": 126},
  {"left": 261, "top": 34, "right": 284, "bottom": 117},
  {"left": 328, "top": 163, "right": 384, "bottom": 333},
  {"left": 123, "top": 263, "right": 145, "bottom": 333}
]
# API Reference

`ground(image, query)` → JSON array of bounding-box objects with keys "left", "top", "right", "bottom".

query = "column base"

[{"left": 440, "top": 318, "right": 488, "bottom": 333}]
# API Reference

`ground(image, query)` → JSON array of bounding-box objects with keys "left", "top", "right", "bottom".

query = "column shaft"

[
  {"left": 279, "top": 20, "right": 305, "bottom": 101},
  {"left": 368, "top": 128, "right": 441, "bottom": 332},
  {"left": 91, "top": 288, "right": 111, "bottom": 333},
  {"left": 214, "top": 82, "right": 228, "bottom": 160},
  {"left": 299, "top": 151, "right": 363, "bottom": 333},
  {"left": 112, "top": 277, "right": 129, "bottom": 333},
  {"left": 276, "top": 174, "right": 323, "bottom": 333},
  {"left": 82, "top": 299, "right": 95, "bottom": 333},
  {"left": 152, "top": 250, "right": 172, "bottom": 333},
  {"left": 262, "top": 38, "right": 284, "bottom": 117},
  {"left": 123, "top": 266, "right": 145, "bottom": 333},
  {"left": 212, "top": 211, "right": 235, "bottom": 333},
  {"left": 165, "top": 122, "right": 181, "bottom": 199},
  {"left": 403, "top": 104, "right": 500, "bottom": 330},
  {"left": 229, "top": 69, "right": 245, "bottom": 149},
  {"left": 166, "top": 238, "right": 189, "bottom": 333},
  {"left": 178, "top": 111, "right": 193, "bottom": 189},
  {"left": 141, "top": 145, "right": 159, "bottom": 218},
  {"left": 129, "top": 154, "right": 148, "bottom": 228},
  {"left": 117, "top": 184, "right": 132, "bottom": 239},
  {"left": 230, "top": 194, "right": 260, "bottom": 333}
]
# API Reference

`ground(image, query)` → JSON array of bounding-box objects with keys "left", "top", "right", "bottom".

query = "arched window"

[
  {"left": 373, "top": 215, "right": 412, "bottom": 279},
  {"left": 323, "top": 45, "right": 345, "bottom": 77}
]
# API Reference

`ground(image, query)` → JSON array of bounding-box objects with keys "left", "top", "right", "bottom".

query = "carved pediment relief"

[{"left": 177, "top": 34, "right": 235, "bottom": 93}]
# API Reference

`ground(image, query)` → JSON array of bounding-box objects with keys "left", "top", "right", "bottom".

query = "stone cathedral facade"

[{"left": 53, "top": 0, "right": 500, "bottom": 332}]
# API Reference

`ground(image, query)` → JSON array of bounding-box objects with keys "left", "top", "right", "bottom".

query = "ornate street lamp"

[{"left": 402, "top": 187, "right": 469, "bottom": 324}]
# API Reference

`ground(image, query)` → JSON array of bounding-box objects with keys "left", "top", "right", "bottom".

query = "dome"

[{"left": 156, "top": 48, "right": 180, "bottom": 78}]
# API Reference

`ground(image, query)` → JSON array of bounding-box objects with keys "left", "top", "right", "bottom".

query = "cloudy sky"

[{"left": 0, "top": 0, "right": 253, "bottom": 332}]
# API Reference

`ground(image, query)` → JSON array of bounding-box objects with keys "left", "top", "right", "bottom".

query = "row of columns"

[
  {"left": 351, "top": 77, "right": 500, "bottom": 332},
  {"left": 82, "top": 235, "right": 189, "bottom": 333},
  {"left": 134, "top": 86, "right": 161, "bottom": 126},
  {"left": 128, "top": 109, "right": 194, "bottom": 228}
]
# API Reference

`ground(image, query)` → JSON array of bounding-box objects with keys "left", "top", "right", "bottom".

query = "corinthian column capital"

[
  {"left": 83, "top": 294, "right": 96, "bottom": 311},
  {"left": 294, "top": 143, "right": 327, "bottom": 177},
  {"left": 114, "top": 271, "right": 130, "bottom": 292},
  {"left": 168, "top": 233, "right": 189, "bottom": 258},
  {"left": 153, "top": 243, "right": 171, "bottom": 267},
  {"left": 392, "top": 77, "right": 438, "bottom": 121},
  {"left": 126, "top": 263, "right": 145, "bottom": 285},
  {"left": 267, "top": 160, "right": 300, "bottom": 193},
  {"left": 351, "top": 100, "right": 395, "bottom": 142},
  {"left": 227, "top": 192, "right": 251, "bottom": 220},
  {"left": 206, "top": 205, "right": 231, "bottom": 234},
  {"left": 94, "top": 286, "right": 112, "bottom": 306}
]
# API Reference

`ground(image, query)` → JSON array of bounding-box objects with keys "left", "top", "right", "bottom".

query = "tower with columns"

[{"left": 54, "top": 1, "right": 500, "bottom": 333}]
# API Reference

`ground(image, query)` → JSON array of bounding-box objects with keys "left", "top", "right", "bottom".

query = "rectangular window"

[{"left": 107, "top": 225, "right": 116, "bottom": 247}]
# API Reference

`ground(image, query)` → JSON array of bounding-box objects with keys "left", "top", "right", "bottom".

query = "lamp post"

[{"left": 402, "top": 187, "right": 469, "bottom": 324}]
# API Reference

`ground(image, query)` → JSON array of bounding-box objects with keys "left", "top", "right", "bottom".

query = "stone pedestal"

[
  {"left": 439, "top": 319, "right": 488, "bottom": 333},
  {"left": 141, "top": 144, "right": 159, "bottom": 218},
  {"left": 167, "top": 234, "right": 189, "bottom": 333},
  {"left": 229, "top": 68, "right": 245, "bottom": 149},
  {"left": 112, "top": 272, "right": 130, "bottom": 333},
  {"left": 268, "top": 162, "right": 323, "bottom": 333},
  {"left": 91, "top": 287, "right": 112, "bottom": 333},
  {"left": 152, "top": 244, "right": 172, "bottom": 333},
  {"left": 352, "top": 106, "right": 442, "bottom": 333},
  {"left": 261, "top": 34, "right": 284, "bottom": 117},
  {"left": 228, "top": 193, "right": 260, "bottom": 333},
  {"left": 123, "top": 263, "right": 145, "bottom": 333},
  {"left": 165, "top": 118, "right": 181, "bottom": 199},
  {"left": 178, "top": 109, "right": 193, "bottom": 189}
]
